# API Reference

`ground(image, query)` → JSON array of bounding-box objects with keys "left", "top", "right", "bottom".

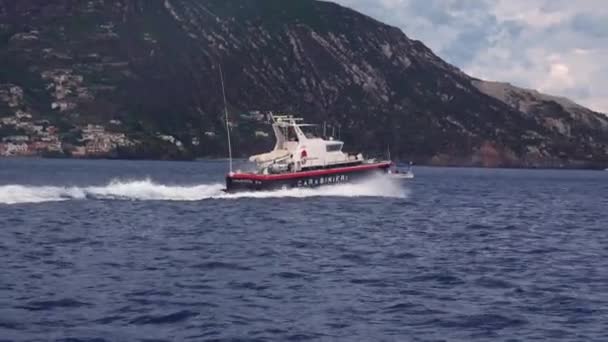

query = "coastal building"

[
  {"left": 0, "top": 117, "right": 18, "bottom": 125},
  {"left": 31, "top": 141, "right": 50, "bottom": 151},
  {"left": 47, "top": 140, "right": 63, "bottom": 152},
  {"left": 31, "top": 125, "right": 45, "bottom": 133},
  {"left": 86, "top": 138, "right": 113, "bottom": 155},
  {"left": 158, "top": 134, "right": 183, "bottom": 148},
  {"left": 71, "top": 146, "right": 87, "bottom": 157},
  {"left": 51, "top": 101, "right": 76, "bottom": 112},
  {"left": 4, "top": 86, "right": 24, "bottom": 108},
  {"left": 82, "top": 124, "right": 106, "bottom": 141},
  {"left": 3, "top": 143, "right": 30, "bottom": 156},
  {"left": 15, "top": 110, "right": 33, "bottom": 120}
]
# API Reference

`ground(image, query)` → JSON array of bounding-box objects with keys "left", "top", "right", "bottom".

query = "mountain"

[{"left": 1, "top": 0, "right": 607, "bottom": 168}]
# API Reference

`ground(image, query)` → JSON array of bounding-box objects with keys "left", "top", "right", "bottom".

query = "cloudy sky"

[{"left": 334, "top": 0, "right": 608, "bottom": 113}]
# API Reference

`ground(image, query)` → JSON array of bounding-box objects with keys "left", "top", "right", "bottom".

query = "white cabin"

[{"left": 249, "top": 115, "right": 365, "bottom": 174}]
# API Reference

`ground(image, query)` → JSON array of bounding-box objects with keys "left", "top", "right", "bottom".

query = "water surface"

[{"left": 1, "top": 158, "right": 607, "bottom": 341}]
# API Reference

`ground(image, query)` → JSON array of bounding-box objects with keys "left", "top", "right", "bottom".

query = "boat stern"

[{"left": 225, "top": 173, "right": 261, "bottom": 193}]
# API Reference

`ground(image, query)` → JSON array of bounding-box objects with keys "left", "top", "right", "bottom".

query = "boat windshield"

[
  {"left": 299, "top": 125, "right": 319, "bottom": 139},
  {"left": 285, "top": 126, "right": 299, "bottom": 142}
]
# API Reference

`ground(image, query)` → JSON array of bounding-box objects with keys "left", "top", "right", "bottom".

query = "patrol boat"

[{"left": 225, "top": 115, "right": 391, "bottom": 192}]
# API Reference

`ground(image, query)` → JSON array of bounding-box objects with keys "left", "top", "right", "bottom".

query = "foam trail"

[
  {"left": 86, "top": 179, "right": 225, "bottom": 201},
  {"left": 0, "top": 185, "right": 86, "bottom": 205},
  {"left": 0, "top": 175, "right": 407, "bottom": 205}
]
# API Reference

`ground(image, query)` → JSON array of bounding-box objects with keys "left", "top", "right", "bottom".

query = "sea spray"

[
  {"left": 0, "top": 185, "right": 86, "bottom": 205},
  {"left": 86, "top": 178, "right": 224, "bottom": 201},
  {"left": 0, "top": 175, "right": 407, "bottom": 205}
]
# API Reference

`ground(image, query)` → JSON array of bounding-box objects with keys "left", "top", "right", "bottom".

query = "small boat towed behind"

[{"left": 225, "top": 114, "right": 391, "bottom": 192}]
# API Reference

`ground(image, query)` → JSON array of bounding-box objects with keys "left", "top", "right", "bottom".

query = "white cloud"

[
  {"left": 333, "top": 0, "right": 608, "bottom": 113},
  {"left": 489, "top": 1, "right": 572, "bottom": 27}
]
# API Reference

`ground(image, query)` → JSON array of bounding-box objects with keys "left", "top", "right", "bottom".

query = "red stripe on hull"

[{"left": 228, "top": 161, "right": 391, "bottom": 181}]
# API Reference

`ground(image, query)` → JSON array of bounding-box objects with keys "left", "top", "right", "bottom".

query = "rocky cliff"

[{"left": 1, "top": 0, "right": 607, "bottom": 168}]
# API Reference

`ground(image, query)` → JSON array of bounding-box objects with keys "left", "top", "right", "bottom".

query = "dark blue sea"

[{"left": 1, "top": 158, "right": 607, "bottom": 341}]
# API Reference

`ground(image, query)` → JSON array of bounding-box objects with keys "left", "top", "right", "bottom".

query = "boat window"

[
  {"left": 286, "top": 127, "right": 298, "bottom": 142},
  {"left": 300, "top": 125, "right": 319, "bottom": 139},
  {"left": 326, "top": 143, "right": 342, "bottom": 152}
]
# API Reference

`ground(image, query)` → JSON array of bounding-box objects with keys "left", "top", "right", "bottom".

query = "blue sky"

[{"left": 333, "top": 0, "right": 608, "bottom": 113}]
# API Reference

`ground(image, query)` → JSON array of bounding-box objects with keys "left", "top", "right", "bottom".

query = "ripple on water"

[
  {"left": 383, "top": 302, "right": 417, "bottom": 313},
  {"left": 350, "top": 277, "right": 393, "bottom": 288},
  {"left": 438, "top": 313, "right": 529, "bottom": 330},
  {"left": 193, "top": 261, "right": 251, "bottom": 271},
  {"left": 409, "top": 272, "right": 466, "bottom": 286},
  {"left": 389, "top": 251, "right": 419, "bottom": 259},
  {"left": 129, "top": 310, "right": 199, "bottom": 325},
  {"left": 55, "top": 338, "right": 109, "bottom": 342},
  {"left": 474, "top": 276, "right": 516, "bottom": 289},
  {"left": 93, "top": 315, "right": 126, "bottom": 324},
  {"left": 384, "top": 301, "right": 447, "bottom": 317},
  {"left": 466, "top": 223, "right": 492, "bottom": 230},
  {"left": 18, "top": 298, "right": 92, "bottom": 311},
  {"left": 272, "top": 271, "right": 307, "bottom": 279},
  {"left": 339, "top": 253, "right": 370, "bottom": 264},
  {"left": 173, "top": 281, "right": 215, "bottom": 290},
  {"left": 0, "top": 319, "right": 25, "bottom": 331},
  {"left": 228, "top": 281, "right": 269, "bottom": 291},
  {"left": 286, "top": 332, "right": 329, "bottom": 341}
]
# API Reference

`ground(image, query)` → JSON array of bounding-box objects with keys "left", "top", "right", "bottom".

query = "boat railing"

[{"left": 271, "top": 114, "right": 305, "bottom": 125}]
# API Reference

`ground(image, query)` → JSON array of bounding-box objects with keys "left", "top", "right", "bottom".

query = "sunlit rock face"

[{"left": 0, "top": 0, "right": 606, "bottom": 167}]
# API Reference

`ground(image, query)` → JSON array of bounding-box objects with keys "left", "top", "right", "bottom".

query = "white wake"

[{"left": 0, "top": 176, "right": 407, "bottom": 205}]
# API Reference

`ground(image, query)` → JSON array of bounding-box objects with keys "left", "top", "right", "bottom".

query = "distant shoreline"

[{"left": 1, "top": 155, "right": 606, "bottom": 171}]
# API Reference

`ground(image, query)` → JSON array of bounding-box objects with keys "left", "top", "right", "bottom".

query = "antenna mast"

[{"left": 219, "top": 64, "right": 233, "bottom": 174}]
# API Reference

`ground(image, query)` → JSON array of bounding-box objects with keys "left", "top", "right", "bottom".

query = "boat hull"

[{"left": 225, "top": 162, "right": 391, "bottom": 192}]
